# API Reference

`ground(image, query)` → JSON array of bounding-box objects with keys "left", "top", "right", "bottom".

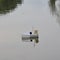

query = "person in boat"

[
  {"left": 29, "top": 30, "right": 39, "bottom": 43},
  {"left": 30, "top": 32, "right": 33, "bottom": 42},
  {"left": 34, "top": 30, "right": 39, "bottom": 43}
]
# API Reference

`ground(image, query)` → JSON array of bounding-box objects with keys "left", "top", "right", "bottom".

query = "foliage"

[
  {"left": 0, "top": 0, "right": 22, "bottom": 14},
  {"left": 49, "top": 0, "right": 56, "bottom": 14}
]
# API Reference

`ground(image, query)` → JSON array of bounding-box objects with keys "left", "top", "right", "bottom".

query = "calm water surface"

[{"left": 0, "top": 0, "right": 60, "bottom": 60}]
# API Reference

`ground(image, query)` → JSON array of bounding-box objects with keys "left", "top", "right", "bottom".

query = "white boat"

[
  {"left": 22, "top": 30, "right": 39, "bottom": 44},
  {"left": 22, "top": 34, "right": 38, "bottom": 40}
]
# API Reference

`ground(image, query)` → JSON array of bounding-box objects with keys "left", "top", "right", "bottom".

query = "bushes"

[{"left": 0, "top": 0, "right": 22, "bottom": 14}]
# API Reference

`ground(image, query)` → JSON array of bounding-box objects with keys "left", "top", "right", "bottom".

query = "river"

[{"left": 0, "top": 0, "right": 60, "bottom": 60}]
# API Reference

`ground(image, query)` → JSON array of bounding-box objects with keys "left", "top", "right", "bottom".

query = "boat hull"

[{"left": 22, "top": 35, "right": 38, "bottom": 40}]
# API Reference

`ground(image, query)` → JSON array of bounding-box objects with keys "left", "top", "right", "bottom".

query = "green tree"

[
  {"left": 0, "top": 0, "right": 22, "bottom": 14},
  {"left": 49, "top": 0, "right": 56, "bottom": 14}
]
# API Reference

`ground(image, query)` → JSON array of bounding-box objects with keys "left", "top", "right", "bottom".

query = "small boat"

[
  {"left": 22, "top": 30, "right": 39, "bottom": 44},
  {"left": 22, "top": 34, "right": 38, "bottom": 40}
]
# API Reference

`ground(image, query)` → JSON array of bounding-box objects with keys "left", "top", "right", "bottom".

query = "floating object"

[
  {"left": 22, "top": 30, "right": 39, "bottom": 45},
  {"left": 22, "top": 34, "right": 38, "bottom": 40}
]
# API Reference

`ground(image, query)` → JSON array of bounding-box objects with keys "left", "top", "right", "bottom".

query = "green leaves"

[
  {"left": 49, "top": 0, "right": 56, "bottom": 15},
  {"left": 0, "top": 0, "right": 22, "bottom": 14}
]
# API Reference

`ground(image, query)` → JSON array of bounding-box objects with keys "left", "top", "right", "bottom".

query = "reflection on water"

[
  {"left": 49, "top": 0, "right": 56, "bottom": 15},
  {"left": 49, "top": 0, "right": 60, "bottom": 25},
  {"left": 0, "top": 0, "right": 22, "bottom": 14},
  {"left": 0, "top": 0, "right": 60, "bottom": 60}
]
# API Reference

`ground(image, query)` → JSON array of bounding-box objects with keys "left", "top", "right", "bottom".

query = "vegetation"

[
  {"left": 49, "top": 0, "right": 56, "bottom": 14},
  {"left": 0, "top": 0, "right": 22, "bottom": 14}
]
